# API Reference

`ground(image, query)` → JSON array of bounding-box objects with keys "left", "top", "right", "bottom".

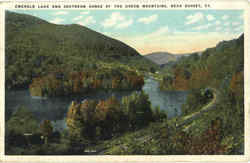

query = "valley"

[{"left": 5, "top": 11, "right": 244, "bottom": 155}]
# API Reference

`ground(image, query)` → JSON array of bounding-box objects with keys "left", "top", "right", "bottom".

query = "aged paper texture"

[{"left": 0, "top": 0, "right": 250, "bottom": 162}]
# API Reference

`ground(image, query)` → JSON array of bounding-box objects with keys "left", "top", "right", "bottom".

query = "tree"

[
  {"left": 122, "top": 91, "right": 153, "bottom": 130},
  {"left": 40, "top": 120, "right": 53, "bottom": 144},
  {"left": 153, "top": 106, "right": 167, "bottom": 122},
  {"left": 67, "top": 101, "right": 85, "bottom": 140},
  {"left": 6, "top": 106, "right": 39, "bottom": 134},
  {"left": 150, "top": 67, "right": 156, "bottom": 73},
  {"left": 95, "top": 96, "right": 127, "bottom": 138}
]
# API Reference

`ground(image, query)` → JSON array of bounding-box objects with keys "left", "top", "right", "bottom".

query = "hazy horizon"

[{"left": 9, "top": 10, "right": 244, "bottom": 55}]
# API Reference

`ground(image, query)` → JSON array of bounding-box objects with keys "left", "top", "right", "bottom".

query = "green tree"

[
  {"left": 152, "top": 106, "right": 167, "bottom": 122},
  {"left": 122, "top": 91, "right": 153, "bottom": 130},
  {"left": 150, "top": 67, "right": 156, "bottom": 73},
  {"left": 7, "top": 106, "right": 38, "bottom": 134},
  {"left": 6, "top": 106, "right": 39, "bottom": 150},
  {"left": 40, "top": 120, "right": 53, "bottom": 144}
]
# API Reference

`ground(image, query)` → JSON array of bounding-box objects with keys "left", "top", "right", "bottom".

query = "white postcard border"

[{"left": 0, "top": 0, "right": 249, "bottom": 162}]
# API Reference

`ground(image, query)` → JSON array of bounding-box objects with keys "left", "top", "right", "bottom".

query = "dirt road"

[{"left": 176, "top": 88, "right": 220, "bottom": 129}]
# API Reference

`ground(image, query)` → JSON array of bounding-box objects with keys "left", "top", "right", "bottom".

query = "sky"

[{"left": 10, "top": 10, "right": 244, "bottom": 55}]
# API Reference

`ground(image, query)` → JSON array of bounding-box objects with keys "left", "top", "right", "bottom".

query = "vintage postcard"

[{"left": 0, "top": 0, "right": 249, "bottom": 162}]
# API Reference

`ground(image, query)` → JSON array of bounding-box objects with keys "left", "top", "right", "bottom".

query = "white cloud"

[
  {"left": 116, "top": 26, "right": 169, "bottom": 43},
  {"left": 73, "top": 16, "right": 83, "bottom": 21},
  {"left": 84, "top": 16, "right": 96, "bottom": 25},
  {"left": 185, "top": 12, "right": 204, "bottom": 25},
  {"left": 224, "top": 22, "right": 230, "bottom": 26},
  {"left": 207, "top": 14, "right": 215, "bottom": 21},
  {"left": 50, "top": 18, "right": 64, "bottom": 24},
  {"left": 234, "top": 26, "right": 243, "bottom": 31},
  {"left": 101, "top": 12, "right": 125, "bottom": 28},
  {"left": 77, "top": 16, "right": 96, "bottom": 26},
  {"left": 222, "top": 15, "right": 229, "bottom": 20},
  {"left": 145, "top": 26, "right": 169, "bottom": 38},
  {"left": 138, "top": 14, "right": 158, "bottom": 24},
  {"left": 215, "top": 20, "right": 221, "bottom": 25},
  {"left": 103, "top": 32, "right": 112, "bottom": 36},
  {"left": 73, "top": 11, "right": 91, "bottom": 22},
  {"left": 232, "top": 22, "right": 241, "bottom": 26},
  {"left": 52, "top": 11, "right": 68, "bottom": 15},
  {"left": 80, "top": 11, "right": 89, "bottom": 15},
  {"left": 116, "top": 30, "right": 239, "bottom": 54},
  {"left": 239, "top": 13, "right": 244, "bottom": 19},
  {"left": 192, "top": 24, "right": 212, "bottom": 30},
  {"left": 215, "top": 26, "right": 222, "bottom": 31},
  {"left": 129, "top": 26, "right": 169, "bottom": 45},
  {"left": 116, "top": 19, "right": 133, "bottom": 29},
  {"left": 101, "top": 12, "right": 133, "bottom": 29}
]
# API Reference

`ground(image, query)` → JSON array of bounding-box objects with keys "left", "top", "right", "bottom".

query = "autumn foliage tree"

[
  {"left": 95, "top": 96, "right": 128, "bottom": 138},
  {"left": 29, "top": 68, "right": 144, "bottom": 97},
  {"left": 229, "top": 71, "right": 244, "bottom": 102},
  {"left": 66, "top": 91, "right": 155, "bottom": 141},
  {"left": 169, "top": 118, "right": 226, "bottom": 155},
  {"left": 188, "top": 118, "right": 226, "bottom": 154},
  {"left": 40, "top": 120, "right": 53, "bottom": 144},
  {"left": 228, "top": 70, "right": 244, "bottom": 131}
]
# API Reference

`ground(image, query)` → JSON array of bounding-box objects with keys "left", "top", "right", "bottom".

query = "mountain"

[
  {"left": 158, "top": 34, "right": 244, "bottom": 155},
  {"left": 144, "top": 52, "right": 195, "bottom": 66},
  {"left": 6, "top": 11, "right": 143, "bottom": 62},
  {"left": 215, "top": 34, "right": 244, "bottom": 53},
  {"left": 5, "top": 11, "right": 157, "bottom": 89},
  {"left": 160, "top": 33, "right": 244, "bottom": 91},
  {"left": 144, "top": 52, "right": 178, "bottom": 65}
]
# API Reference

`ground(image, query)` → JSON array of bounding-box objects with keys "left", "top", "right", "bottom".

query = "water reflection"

[
  {"left": 143, "top": 78, "right": 188, "bottom": 118},
  {"left": 5, "top": 78, "right": 188, "bottom": 131}
]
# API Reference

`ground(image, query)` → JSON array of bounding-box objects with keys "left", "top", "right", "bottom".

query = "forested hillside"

[
  {"left": 88, "top": 34, "right": 244, "bottom": 155},
  {"left": 5, "top": 10, "right": 244, "bottom": 155},
  {"left": 5, "top": 11, "right": 157, "bottom": 90},
  {"left": 157, "top": 34, "right": 244, "bottom": 153},
  {"left": 160, "top": 34, "right": 243, "bottom": 91}
]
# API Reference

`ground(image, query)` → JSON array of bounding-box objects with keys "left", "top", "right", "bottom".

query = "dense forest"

[
  {"left": 5, "top": 11, "right": 158, "bottom": 90},
  {"left": 88, "top": 34, "right": 244, "bottom": 155},
  {"left": 5, "top": 92, "right": 167, "bottom": 154},
  {"left": 5, "top": 11, "right": 161, "bottom": 155},
  {"left": 29, "top": 68, "right": 144, "bottom": 97},
  {"left": 158, "top": 34, "right": 244, "bottom": 153}
]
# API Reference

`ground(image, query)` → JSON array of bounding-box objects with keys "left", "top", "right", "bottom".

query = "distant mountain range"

[
  {"left": 144, "top": 52, "right": 192, "bottom": 65},
  {"left": 144, "top": 52, "right": 178, "bottom": 65}
]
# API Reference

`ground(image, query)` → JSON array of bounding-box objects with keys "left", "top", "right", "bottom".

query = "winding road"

[
  {"left": 176, "top": 88, "right": 220, "bottom": 130},
  {"left": 94, "top": 87, "right": 221, "bottom": 154}
]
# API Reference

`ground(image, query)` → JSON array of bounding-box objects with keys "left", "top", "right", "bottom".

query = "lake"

[{"left": 5, "top": 77, "right": 188, "bottom": 131}]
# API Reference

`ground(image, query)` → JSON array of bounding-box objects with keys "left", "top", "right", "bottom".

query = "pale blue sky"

[{"left": 10, "top": 10, "right": 244, "bottom": 54}]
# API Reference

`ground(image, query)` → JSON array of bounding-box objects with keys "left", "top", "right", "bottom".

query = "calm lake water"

[
  {"left": 5, "top": 78, "right": 188, "bottom": 131},
  {"left": 143, "top": 78, "right": 188, "bottom": 117}
]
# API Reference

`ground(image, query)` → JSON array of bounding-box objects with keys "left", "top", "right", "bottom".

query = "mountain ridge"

[
  {"left": 144, "top": 52, "right": 178, "bottom": 65},
  {"left": 5, "top": 11, "right": 157, "bottom": 89}
]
